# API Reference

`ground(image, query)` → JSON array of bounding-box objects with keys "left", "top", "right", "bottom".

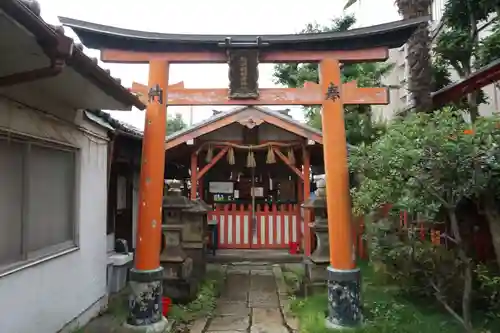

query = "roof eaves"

[
  {"left": 59, "top": 16, "right": 428, "bottom": 50},
  {"left": 86, "top": 109, "right": 144, "bottom": 139},
  {"left": 164, "top": 106, "right": 247, "bottom": 142},
  {"left": 253, "top": 106, "right": 323, "bottom": 137},
  {"left": 0, "top": 0, "right": 146, "bottom": 110},
  {"left": 68, "top": 50, "right": 146, "bottom": 110}
]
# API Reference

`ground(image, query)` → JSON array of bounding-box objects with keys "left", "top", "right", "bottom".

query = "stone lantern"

[
  {"left": 181, "top": 198, "right": 209, "bottom": 282},
  {"left": 161, "top": 180, "right": 196, "bottom": 302},
  {"left": 302, "top": 178, "right": 330, "bottom": 293}
]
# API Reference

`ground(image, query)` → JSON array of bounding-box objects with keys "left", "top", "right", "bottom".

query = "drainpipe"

[{"left": 107, "top": 132, "right": 117, "bottom": 191}]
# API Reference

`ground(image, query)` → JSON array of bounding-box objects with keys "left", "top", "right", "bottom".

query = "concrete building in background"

[{"left": 372, "top": 0, "right": 499, "bottom": 122}]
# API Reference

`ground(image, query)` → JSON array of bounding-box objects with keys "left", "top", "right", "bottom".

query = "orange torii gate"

[
  {"left": 131, "top": 81, "right": 184, "bottom": 105},
  {"left": 132, "top": 80, "right": 388, "bottom": 106},
  {"left": 61, "top": 16, "right": 425, "bottom": 330}
]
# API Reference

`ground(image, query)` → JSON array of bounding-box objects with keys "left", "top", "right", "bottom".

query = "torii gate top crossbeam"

[{"left": 59, "top": 16, "right": 428, "bottom": 64}]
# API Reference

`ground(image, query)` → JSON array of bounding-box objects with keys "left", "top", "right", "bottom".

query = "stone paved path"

[{"left": 190, "top": 264, "right": 298, "bottom": 333}]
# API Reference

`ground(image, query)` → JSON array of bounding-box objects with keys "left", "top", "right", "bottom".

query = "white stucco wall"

[{"left": 0, "top": 96, "right": 109, "bottom": 333}]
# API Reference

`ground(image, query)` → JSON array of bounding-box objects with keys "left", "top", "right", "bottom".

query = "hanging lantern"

[
  {"left": 227, "top": 146, "right": 235, "bottom": 165},
  {"left": 205, "top": 144, "right": 213, "bottom": 163},
  {"left": 287, "top": 148, "right": 296, "bottom": 165},
  {"left": 266, "top": 146, "right": 276, "bottom": 164}
]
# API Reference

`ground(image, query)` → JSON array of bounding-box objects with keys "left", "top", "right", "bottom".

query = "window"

[{"left": 0, "top": 134, "right": 77, "bottom": 272}]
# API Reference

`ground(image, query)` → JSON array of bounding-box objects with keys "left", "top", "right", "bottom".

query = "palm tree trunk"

[{"left": 396, "top": 0, "right": 433, "bottom": 112}]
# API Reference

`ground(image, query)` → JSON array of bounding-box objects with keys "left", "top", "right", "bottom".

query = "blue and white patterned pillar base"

[
  {"left": 126, "top": 267, "right": 166, "bottom": 327},
  {"left": 325, "top": 266, "right": 362, "bottom": 329}
]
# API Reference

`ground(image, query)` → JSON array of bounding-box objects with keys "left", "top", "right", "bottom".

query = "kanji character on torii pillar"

[{"left": 61, "top": 15, "right": 425, "bottom": 331}]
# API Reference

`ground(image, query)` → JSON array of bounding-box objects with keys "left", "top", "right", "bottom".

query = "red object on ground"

[
  {"left": 289, "top": 242, "right": 299, "bottom": 254},
  {"left": 162, "top": 297, "right": 171, "bottom": 316}
]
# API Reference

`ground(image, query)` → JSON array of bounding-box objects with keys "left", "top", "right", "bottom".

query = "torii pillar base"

[
  {"left": 123, "top": 319, "right": 169, "bottom": 333},
  {"left": 124, "top": 268, "right": 168, "bottom": 331},
  {"left": 325, "top": 267, "right": 362, "bottom": 329}
]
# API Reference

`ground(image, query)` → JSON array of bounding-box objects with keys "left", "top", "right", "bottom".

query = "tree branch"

[
  {"left": 429, "top": 280, "right": 467, "bottom": 327},
  {"left": 413, "top": 176, "right": 452, "bottom": 208}
]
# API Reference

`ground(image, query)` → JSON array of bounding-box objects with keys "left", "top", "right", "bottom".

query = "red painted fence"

[
  {"left": 207, "top": 203, "right": 303, "bottom": 249},
  {"left": 352, "top": 207, "right": 446, "bottom": 260}
]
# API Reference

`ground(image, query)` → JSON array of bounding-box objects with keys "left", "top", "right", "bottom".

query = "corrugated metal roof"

[
  {"left": 84, "top": 110, "right": 143, "bottom": 138},
  {"left": 84, "top": 110, "right": 114, "bottom": 131}
]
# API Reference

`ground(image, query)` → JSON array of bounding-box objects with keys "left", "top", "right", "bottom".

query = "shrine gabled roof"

[
  {"left": 59, "top": 16, "right": 428, "bottom": 53},
  {"left": 165, "top": 106, "right": 323, "bottom": 150}
]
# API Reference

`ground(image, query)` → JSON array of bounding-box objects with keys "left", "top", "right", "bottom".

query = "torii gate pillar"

[
  {"left": 125, "top": 60, "right": 170, "bottom": 331},
  {"left": 321, "top": 58, "right": 361, "bottom": 328}
]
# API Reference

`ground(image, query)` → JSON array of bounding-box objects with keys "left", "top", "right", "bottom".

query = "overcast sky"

[{"left": 39, "top": 0, "right": 401, "bottom": 129}]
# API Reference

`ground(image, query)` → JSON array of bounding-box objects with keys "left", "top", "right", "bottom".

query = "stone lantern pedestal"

[
  {"left": 182, "top": 198, "right": 209, "bottom": 283},
  {"left": 161, "top": 181, "right": 196, "bottom": 303},
  {"left": 303, "top": 179, "right": 330, "bottom": 294}
]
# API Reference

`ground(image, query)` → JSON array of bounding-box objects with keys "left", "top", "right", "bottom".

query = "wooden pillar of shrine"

[
  {"left": 127, "top": 60, "right": 169, "bottom": 330},
  {"left": 320, "top": 58, "right": 361, "bottom": 328},
  {"left": 190, "top": 152, "right": 198, "bottom": 200},
  {"left": 303, "top": 147, "right": 312, "bottom": 256}
]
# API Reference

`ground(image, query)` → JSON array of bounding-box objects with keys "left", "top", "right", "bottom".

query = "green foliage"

[
  {"left": 282, "top": 264, "right": 306, "bottom": 295},
  {"left": 350, "top": 109, "right": 500, "bottom": 329},
  {"left": 169, "top": 270, "right": 224, "bottom": 324},
  {"left": 366, "top": 217, "right": 465, "bottom": 306},
  {"left": 273, "top": 16, "right": 356, "bottom": 89},
  {"left": 272, "top": 15, "right": 389, "bottom": 146},
  {"left": 476, "top": 22, "right": 500, "bottom": 68},
  {"left": 430, "top": 55, "right": 452, "bottom": 92},
  {"left": 289, "top": 263, "right": 464, "bottom": 333},
  {"left": 364, "top": 217, "right": 500, "bottom": 330},
  {"left": 442, "top": 0, "right": 492, "bottom": 30},
  {"left": 167, "top": 113, "right": 187, "bottom": 134},
  {"left": 433, "top": 0, "right": 497, "bottom": 118},
  {"left": 350, "top": 108, "right": 500, "bottom": 218},
  {"left": 475, "top": 263, "right": 500, "bottom": 320},
  {"left": 434, "top": 29, "right": 473, "bottom": 76}
]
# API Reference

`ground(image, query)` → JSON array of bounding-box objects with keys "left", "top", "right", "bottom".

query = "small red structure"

[
  {"left": 161, "top": 297, "right": 171, "bottom": 317},
  {"left": 289, "top": 241, "right": 300, "bottom": 255}
]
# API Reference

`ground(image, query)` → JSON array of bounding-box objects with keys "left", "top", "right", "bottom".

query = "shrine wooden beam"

[
  {"left": 190, "top": 152, "right": 197, "bottom": 200},
  {"left": 197, "top": 147, "right": 229, "bottom": 181},
  {"left": 164, "top": 81, "right": 388, "bottom": 106},
  {"left": 101, "top": 48, "right": 389, "bottom": 64},
  {"left": 302, "top": 146, "right": 312, "bottom": 257},
  {"left": 272, "top": 147, "right": 304, "bottom": 180},
  {"left": 131, "top": 81, "right": 184, "bottom": 105}
]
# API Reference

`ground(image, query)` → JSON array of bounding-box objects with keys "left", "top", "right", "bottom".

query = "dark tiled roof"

[
  {"left": 59, "top": 16, "right": 429, "bottom": 53},
  {"left": 1, "top": 0, "right": 145, "bottom": 110}
]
